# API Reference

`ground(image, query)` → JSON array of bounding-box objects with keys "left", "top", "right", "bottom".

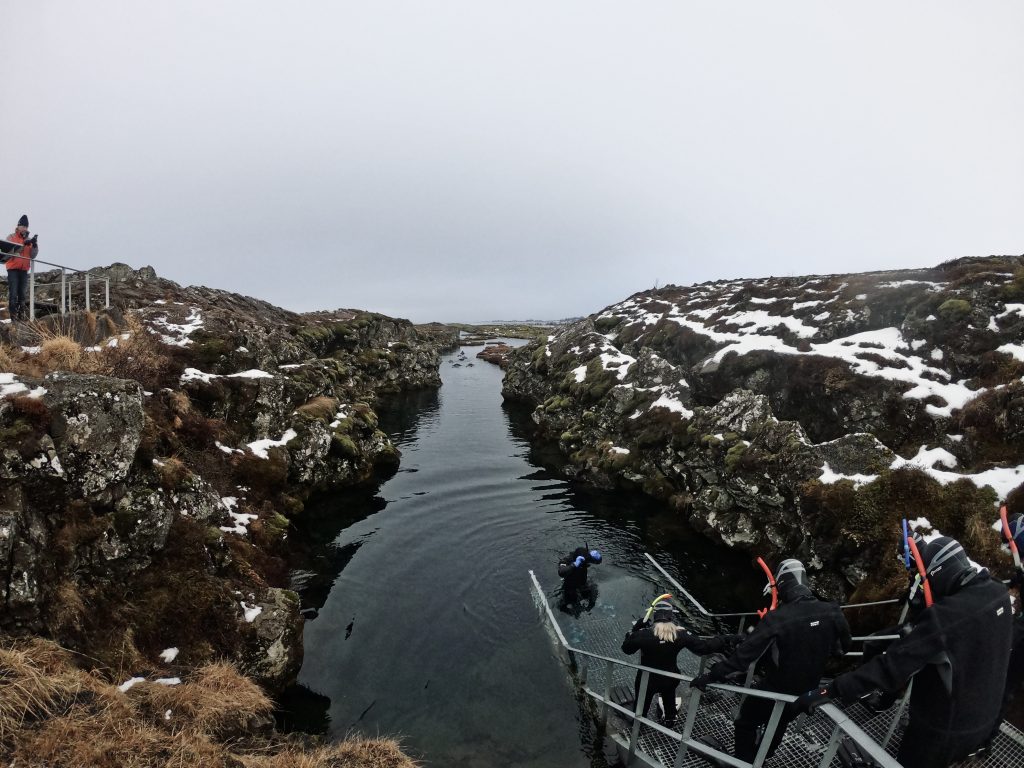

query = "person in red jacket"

[{"left": 5, "top": 215, "right": 38, "bottom": 321}]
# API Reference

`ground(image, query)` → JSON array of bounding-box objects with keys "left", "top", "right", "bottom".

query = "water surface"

[{"left": 288, "top": 343, "right": 762, "bottom": 766}]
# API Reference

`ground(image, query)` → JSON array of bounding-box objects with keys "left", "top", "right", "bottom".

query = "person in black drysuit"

[
  {"left": 557, "top": 546, "right": 601, "bottom": 615},
  {"left": 621, "top": 599, "right": 738, "bottom": 725},
  {"left": 858, "top": 529, "right": 930, "bottom": 713},
  {"left": 985, "top": 514, "right": 1024, "bottom": 750},
  {"left": 691, "top": 558, "right": 852, "bottom": 762},
  {"left": 796, "top": 537, "right": 1014, "bottom": 768}
]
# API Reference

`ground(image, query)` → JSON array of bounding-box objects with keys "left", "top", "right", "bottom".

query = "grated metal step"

[{"left": 539, "top": 569, "right": 1024, "bottom": 768}]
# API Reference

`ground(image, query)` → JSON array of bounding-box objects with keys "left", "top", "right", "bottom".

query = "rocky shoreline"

[
  {"left": 503, "top": 255, "right": 1024, "bottom": 600},
  {"left": 0, "top": 263, "right": 454, "bottom": 765}
]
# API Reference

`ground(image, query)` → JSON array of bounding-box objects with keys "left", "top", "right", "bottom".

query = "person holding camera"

[{"left": 5, "top": 214, "right": 38, "bottom": 321}]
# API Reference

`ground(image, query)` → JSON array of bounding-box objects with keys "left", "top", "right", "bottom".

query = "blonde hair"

[{"left": 653, "top": 621, "right": 679, "bottom": 643}]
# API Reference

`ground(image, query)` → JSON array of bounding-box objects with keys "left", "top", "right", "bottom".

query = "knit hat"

[{"left": 17, "top": 215, "right": 28, "bottom": 227}]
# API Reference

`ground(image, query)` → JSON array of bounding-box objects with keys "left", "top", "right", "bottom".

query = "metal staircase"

[{"left": 531, "top": 556, "right": 1024, "bottom": 768}]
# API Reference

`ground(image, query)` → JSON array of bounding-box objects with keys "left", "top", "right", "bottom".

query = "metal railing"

[
  {"left": 530, "top": 569, "right": 907, "bottom": 768},
  {"left": 5, "top": 251, "right": 111, "bottom": 321},
  {"left": 644, "top": 553, "right": 901, "bottom": 637}
]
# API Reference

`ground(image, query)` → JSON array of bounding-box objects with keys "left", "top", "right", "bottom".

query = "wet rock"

[{"left": 238, "top": 587, "right": 304, "bottom": 689}]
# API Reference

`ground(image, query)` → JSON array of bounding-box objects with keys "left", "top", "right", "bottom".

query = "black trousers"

[
  {"left": 898, "top": 718, "right": 993, "bottom": 768},
  {"left": 734, "top": 695, "right": 796, "bottom": 762},
  {"left": 633, "top": 671, "right": 678, "bottom": 722},
  {"left": 7, "top": 269, "right": 28, "bottom": 318}
]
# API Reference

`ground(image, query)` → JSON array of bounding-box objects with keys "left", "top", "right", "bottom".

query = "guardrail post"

[
  {"left": 881, "top": 679, "right": 912, "bottom": 748},
  {"left": 601, "top": 659, "right": 613, "bottom": 730},
  {"left": 29, "top": 256, "right": 35, "bottom": 321},
  {"left": 817, "top": 723, "right": 845, "bottom": 767},
  {"left": 60, "top": 268, "right": 66, "bottom": 315},
  {"left": 674, "top": 687, "right": 703, "bottom": 767},
  {"left": 104, "top": 278, "right": 109, "bottom": 309},
  {"left": 752, "top": 700, "right": 786, "bottom": 768},
  {"left": 627, "top": 670, "right": 650, "bottom": 765},
  {"left": 732, "top": 660, "right": 758, "bottom": 718},
  {"left": 85, "top": 274, "right": 91, "bottom": 312}
]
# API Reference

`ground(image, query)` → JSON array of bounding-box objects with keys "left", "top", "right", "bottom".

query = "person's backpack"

[{"left": 837, "top": 737, "right": 882, "bottom": 768}]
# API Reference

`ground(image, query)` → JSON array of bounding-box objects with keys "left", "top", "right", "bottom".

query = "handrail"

[
  {"left": 15, "top": 253, "right": 112, "bottom": 321},
  {"left": 530, "top": 569, "right": 907, "bottom": 768},
  {"left": 644, "top": 552, "right": 901, "bottom": 619}
]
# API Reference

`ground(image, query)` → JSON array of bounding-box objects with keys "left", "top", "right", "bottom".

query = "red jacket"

[{"left": 5, "top": 232, "right": 35, "bottom": 271}]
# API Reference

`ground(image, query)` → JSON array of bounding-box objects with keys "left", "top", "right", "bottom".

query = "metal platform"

[{"left": 532, "top": 562, "right": 1024, "bottom": 768}]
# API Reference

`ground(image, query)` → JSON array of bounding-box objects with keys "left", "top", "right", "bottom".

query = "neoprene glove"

[
  {"left": 690, "top": 674, "right": 713, "bottom": 692},
  {"left": 793, "top": 685, "right": 833, "bottom": 714},
  {"left": 1009, "top": 569, "right": 1024, "bottom": 589},
  {"left": 574, "top": 555, "right": 586, "bottom": 567}
]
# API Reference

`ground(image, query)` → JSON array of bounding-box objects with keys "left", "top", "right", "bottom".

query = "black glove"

[
  {"left": 793, "top": 685, "right": 833, "bottom": 714},
  {"left": 632, "top": 617, "right": 646, "bottom": 631},
  {"left": 690, "top": 673, "right": 714, "bottom": 692},
  {"left": 1009, "top": 569, "right": 1024, "bottom": 589}
]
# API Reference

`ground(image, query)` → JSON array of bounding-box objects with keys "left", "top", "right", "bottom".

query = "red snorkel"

[
  {"left": 906, "top": 535, "right": 934, "bottom": 608},
  {"left": 1000, "top": 505, "right": 1022, "bottom": 571},
  {"left": 756, "top": 557, "right": 778, "bottom": 618}
]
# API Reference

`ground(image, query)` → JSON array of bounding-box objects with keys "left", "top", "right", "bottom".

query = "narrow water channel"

[{"left": 285, "top": 343, "right": 763, "bottom": 767}]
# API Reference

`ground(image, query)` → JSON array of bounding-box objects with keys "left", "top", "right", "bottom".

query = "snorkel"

[
  {"left": 756, "top": 557, "right": 778, "bottom": 618},
  {"left": 1000, "top": 505, "right": 1022, "bottom": 571},
  {"left": 644, "top": 593, "right": 674, "bottom": 622},
  {"left": 901, "top": 518, "right": 911, "bottom": 570},
  {"left": 906, "top": 533, "right": 934, "bottom": 608}
]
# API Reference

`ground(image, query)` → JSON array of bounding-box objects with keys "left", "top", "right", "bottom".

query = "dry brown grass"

[
  {"left": 296, "top": 396, "right": 340, "bottom": 422},
  {"left": 95, "top": 313, "right": 187, "bottom": 390},
  {"left": 0, "top": 639, "right": 415, "bottom": 768},
  {"left": 0, "top": 341, "right": 20, "bottom": 373},
  {"left": 156, "top": 456, "right": 189, "bottom": 491},
  {"left": 239, "top": 739, "right": 419, "bottom": 768},
  {"left": 44, "top": 579, "right": 87, "bottom": 637},
  {"left": 37, "top": 335, "right": 84, "bottom": 371},
  {"left": 128, "top": 662, "right": 272, "bottom": 738}
]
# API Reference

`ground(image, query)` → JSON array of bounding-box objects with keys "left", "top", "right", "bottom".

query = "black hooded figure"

[
  {"left": 691, "top": 559, "right": 851, "bottom": 762},
  {"left": 556, "top": 546, "right": 602, "bottom": 616},
  {"left": 825, "top": 537, "right": 1014, "bottom": 768},
  {"left": 621, "top": 599, "right": 738, "bottom": 724}
]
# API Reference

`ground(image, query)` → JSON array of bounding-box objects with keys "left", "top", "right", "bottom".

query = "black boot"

[{"left": 734, "top": 725, "right": 759, "bottom": 763}]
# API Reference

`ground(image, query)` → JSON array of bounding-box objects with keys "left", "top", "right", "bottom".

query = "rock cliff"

[
  {"left": 0, "top": 263, "right": 455, "bottom": 695},
  {"left": 503, "top": 255, "right": 1024, "bottom": 597}
]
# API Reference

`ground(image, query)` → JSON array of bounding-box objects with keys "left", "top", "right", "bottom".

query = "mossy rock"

[
  {"left": 331, "top": 434, "right": 359, "bottom": 458},
  {"left": 264, "top": 511, "right": 291, "bottom": 540},
  {"left": 375, "top": 442, "right": 401, "bottom": 467},
  {"left": 594, "top": 315, "right": 623, "bottom": 333},
  {"left": 724, "top": 442, "right": 747, "bottom": 472},
  {"left": 937, "top": 298, "right": 971, "bottom": 321}
]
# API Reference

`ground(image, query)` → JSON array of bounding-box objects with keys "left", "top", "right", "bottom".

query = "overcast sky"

[{"left": 3, "top": 2, "right": 1022, "bottom": 323}]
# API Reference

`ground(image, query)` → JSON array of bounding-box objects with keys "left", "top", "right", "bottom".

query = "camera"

[{"left": 25, "top": 234, "right": 38, "bottom": 247}]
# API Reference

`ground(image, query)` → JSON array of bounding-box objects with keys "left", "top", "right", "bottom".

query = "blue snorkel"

[{"left": 902, "top": 519, "right": 911, "bottom": 570}]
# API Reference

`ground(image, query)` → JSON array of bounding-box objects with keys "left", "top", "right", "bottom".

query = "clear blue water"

[{"left": 285, "top": 343, "right": 762, "bottom": 767}]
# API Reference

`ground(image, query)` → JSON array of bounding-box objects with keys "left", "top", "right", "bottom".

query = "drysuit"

[
  {"left": 699, "top": 583, "right": 851, "bottom": 761},
  {"left": 832, "top": 569, "right": 1013, "bottom": 768},
  {"left": 621, "top": 619, "right": 736, "bottom": 723}
]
